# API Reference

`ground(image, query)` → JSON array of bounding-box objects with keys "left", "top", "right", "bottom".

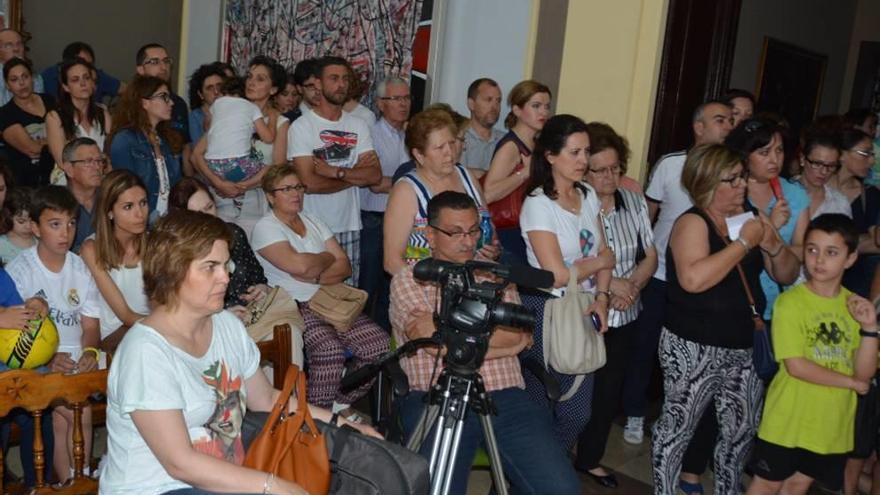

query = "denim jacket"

[{"left": 110, "top": 128, "right": 181, "bottom": 213}]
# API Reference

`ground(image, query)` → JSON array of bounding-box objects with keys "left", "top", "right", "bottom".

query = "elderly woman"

[
  {"left": 483, "top": 80, "right": 552, "bottom": 263},
  {"left": 46, "top": 57, "right": 112, "bottom": 184},
  {"left": 573, "top": 122, "right": 657, "bottom": 487},
  {"left": 168, "top": 177, "right": 305, "bottom": 368},
  {"left": 651, "top": 144, "right": 799, "bottom": 495},
  {"left": 108, "top": 75, "right": 181, "bottom": 220},
  {"left": 80, "top": 170, "right": 150, "bottom": 354},
  {"left": 191, "top": 56, "right": 288, "bottom": 236},
  {"left": 0, "top": 57, "right": 54, "bottom": 186},
  {"left": 384, "top": 108, "right": 499, "bottom": 276},
  {"left": 517, "top": 114, "right": 614, "bottom": 451},
  {"left": 100, "top": 209, "right": 375, "bottom": 495},
  {"left": 251, "top": 164, "right": 388, "bottom": 419}
]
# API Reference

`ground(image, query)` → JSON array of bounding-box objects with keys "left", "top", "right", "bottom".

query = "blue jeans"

[
  {"left": 399, "top": 387, "right": 581, "bottom": 495},
  {"left": 621, "top": 277, "right": 666, "bottom": 418},
  {"left": 358, "top": 211, "right": 391, "bottom": 331},
  {"left": 0, "top": 364, "right": 54, "bottom": 487}
]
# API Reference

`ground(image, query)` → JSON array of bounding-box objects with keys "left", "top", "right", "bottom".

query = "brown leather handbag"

[
  {"left": 308, "top": 283, "right": 368, "bottom": 332},
  {"left": 244, "top": 365, "right": 331, "bottom": 495}
]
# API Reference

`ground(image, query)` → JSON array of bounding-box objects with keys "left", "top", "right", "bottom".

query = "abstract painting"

[{"left": 222, "top": 0, "right": 423, "bottom": 109}]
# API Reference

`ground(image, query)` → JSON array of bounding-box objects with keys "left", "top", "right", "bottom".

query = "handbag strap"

[
  {"left": 263, "top": 366, "right": 300, "bottom": 435},
  {"left": 703, "top": 211, "right": 766, "bottom": 329}
]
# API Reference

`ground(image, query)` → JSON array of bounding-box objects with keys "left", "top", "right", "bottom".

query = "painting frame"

[
  {"left": 1, "top": 0, "right": 22, "bottom": 31},
  {"left": 755, "top": 37, "right": 827, "bottom": 135}
]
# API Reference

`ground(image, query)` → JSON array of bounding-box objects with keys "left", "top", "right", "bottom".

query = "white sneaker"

[{"left": 623, "top": 416, "right": 644, "bottom": 445}]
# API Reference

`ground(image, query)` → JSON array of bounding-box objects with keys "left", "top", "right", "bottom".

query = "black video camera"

[{"left": 413, "top": 258, "right": 551, "bottom": 376}]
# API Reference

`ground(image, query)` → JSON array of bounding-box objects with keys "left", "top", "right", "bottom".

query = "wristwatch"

[
  {"left": 336, "top": 167, "right": 346, "bottom": 180},
  {"left": 860, "top": 329, "right": 880, "bottom": 338}
]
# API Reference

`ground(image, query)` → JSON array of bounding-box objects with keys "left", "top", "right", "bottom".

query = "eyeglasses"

[
  {"left": 587, "top": 165, "right": 621, "bottom": 176},
  {"left": 144, "top": 92, "right": 172, "bottom": 104},
  {"left": 853, "top": 149, "right": 876, "bottom": 159},
  {"left": 69, "top": 157, "right": 106, "bottom": 167},
  {"left": 379, "top": 95, "right": 411, "bottom": 103},
  {"left": 270, "top": 184, "right": 307, "bottom": 194},
  {"left": 429, "top": 224, "right": 482, "bottom": 240},
  {"left": 805, "top": 158, "right": 841, "bottom": 173},
  {"left": 0, "top": 41, "right": 22, "bottom": 51},
  {"left": 142, "top": 57, "right": 173, "bottom": 67},
  {"left": 719, "top": 171, "right": 749, "bottom": 186}
]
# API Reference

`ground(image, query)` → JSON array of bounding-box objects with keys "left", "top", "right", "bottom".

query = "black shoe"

[{"left": 581, "top": 468, "right": 619, "bottom": 489}]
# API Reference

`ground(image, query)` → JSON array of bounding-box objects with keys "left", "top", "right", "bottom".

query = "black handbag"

[
  {"left": 243, "top": 411, "right": 430, "bottom": 495},
  {"left": 853, "top": 373, "right": 880, "bottom": 458}
]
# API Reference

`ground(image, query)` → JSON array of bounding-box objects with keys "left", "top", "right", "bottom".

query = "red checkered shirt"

[{"left": 389, "top": 266, "right": 526, "bottom": 392}]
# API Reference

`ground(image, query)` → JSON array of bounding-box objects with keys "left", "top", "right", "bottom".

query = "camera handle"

[{"left": 407, "top": 369, "right": 508, "bottom": 495}]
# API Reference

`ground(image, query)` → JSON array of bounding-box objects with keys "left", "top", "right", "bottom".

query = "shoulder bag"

[
  {"left": 309, "top": 283, "right": 368, "bottom": 332},
  {"left": 243, "top": 365, "right": 331, "bottom": 495},
  {"left": 243, "top": 286, "right": 305, "bottom": 342},
  {"left": 542, "top": 266, "right": 606, "bottom": 401}
]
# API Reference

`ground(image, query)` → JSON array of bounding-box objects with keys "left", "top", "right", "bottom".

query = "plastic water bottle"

[{"left": 479, "top": 214, "right": 493, "bottom": 249}]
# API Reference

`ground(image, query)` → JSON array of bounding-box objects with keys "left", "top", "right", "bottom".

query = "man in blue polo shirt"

[{"left": 40, "top": 41, "right": 123, "bottom": 103}]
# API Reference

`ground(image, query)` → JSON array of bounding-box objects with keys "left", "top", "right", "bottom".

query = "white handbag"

[{"left": 542, "top": 266, "right": 606, "bottom": 401}]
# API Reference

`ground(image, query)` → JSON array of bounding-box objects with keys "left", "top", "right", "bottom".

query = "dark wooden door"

[{"left": 646, "top": 0, "right": 742, "bottom": 169}]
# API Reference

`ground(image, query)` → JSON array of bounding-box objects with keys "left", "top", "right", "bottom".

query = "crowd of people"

[{"left": 0, "top": 27, "right": 879, "bottom": 495}]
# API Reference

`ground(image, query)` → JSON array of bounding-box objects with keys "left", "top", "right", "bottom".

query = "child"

[
  {"left": 0, "top": 264, "right": 53, "bottom": 488},
  {"left": 748, "top": 213, "right": 880, "bottom": 495},
  {"left": 0, "top": 187, "right": 35, "bottom": 265},
  {"left": 6, "top": 185, "right": 101, "bottom": 484},
  {"left": 203, "top": 77, "right": 275, "bottom": 186}
]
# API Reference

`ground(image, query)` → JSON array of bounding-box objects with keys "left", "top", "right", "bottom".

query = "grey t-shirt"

[{"left": 462, "top": 126, "right": 505, "bottom": 171}]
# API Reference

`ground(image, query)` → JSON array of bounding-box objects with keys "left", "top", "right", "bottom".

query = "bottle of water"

[{"left": 479, "top": 213, "right": 493, "bottom": 249}]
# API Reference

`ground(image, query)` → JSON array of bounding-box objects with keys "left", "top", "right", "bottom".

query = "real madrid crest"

[{"left": 67, "top": 289, "right": 80, "bottom": 306}]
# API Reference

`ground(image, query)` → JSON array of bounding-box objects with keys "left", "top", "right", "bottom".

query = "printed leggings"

[{"left": 651, "top": 329, "right": 764, "bottom": 495}]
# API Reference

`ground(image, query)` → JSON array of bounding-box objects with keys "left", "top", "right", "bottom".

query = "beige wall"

[
  {"left": 553, "top": 0, "right": 668, "bottom": 182},
  {"left": 23, "top": 0, "right": 182, "bottom": 93}
]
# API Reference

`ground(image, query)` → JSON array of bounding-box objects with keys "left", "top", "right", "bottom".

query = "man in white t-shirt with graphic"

[
  {"left": 7, "top": 185, "right": 101, "bottom": 483},
  {"left": 622, "top": 100, "right": 733, "bottom": 446},
  {"left": 287, "top": 56, "right": 381, "bottom": 286}
]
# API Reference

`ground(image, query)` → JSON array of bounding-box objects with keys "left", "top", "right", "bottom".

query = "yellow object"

[
  {"left": 0, "top": 317, "right": 60, "bottom": 369},
  {"left": 82, "top": 346, "right": 100, "bottom": 359}
]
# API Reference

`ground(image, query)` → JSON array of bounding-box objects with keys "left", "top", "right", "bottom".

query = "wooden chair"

[
  {"left": 0, "top": 368, "right": 108, "bottom": 494},
  {"left": 255, "top": 324, "right": 293, "bottom": 385}
]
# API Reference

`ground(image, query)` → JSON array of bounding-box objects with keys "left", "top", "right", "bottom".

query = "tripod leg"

[
  {"left": 430, "top": 419, "right": 457, "bottom": 495},
  {"left": 439, "top": 416, "right": 468, "bottom": 495},
  {"left": 407, "top": 404, "right": 440, "bottom": 452},
  {"left": 479, "top": 414, "right": 509, "bottom": 495}
]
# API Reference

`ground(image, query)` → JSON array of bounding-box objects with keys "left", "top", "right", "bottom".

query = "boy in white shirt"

[{"left": 7, "top": 185, "right": 101, "bottom": 483}]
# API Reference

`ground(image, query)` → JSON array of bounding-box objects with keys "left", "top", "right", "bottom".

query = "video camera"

[{"left": 412, "top": 258, "right": 553, "bottom": 376}]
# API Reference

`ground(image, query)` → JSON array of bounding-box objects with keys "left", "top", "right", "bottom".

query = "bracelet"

[
  {"left": 860, "top": 329, "right": 880, "bottom": 338},
  {"left": 735, "top": 237, "right": 750, "bottom": 252},
  {"left": 595, "top": 291, "right": 611, "bottom": 302},
  {"left": 82, "top": 347, "right": 100, "bottom": 359},
  {"left": 262, "top": 472, "right": 275, "bottom": 494}
]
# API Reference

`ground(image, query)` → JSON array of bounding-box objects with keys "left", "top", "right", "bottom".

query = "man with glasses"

[
  {"left": 60, "top": 137, "right": 104, "bottom": 251},
  {"left": 135, "top": 43, "right": 192, "bottom": 176},
  {"left": 0, "top": 29, "right": 42, "bottom": 106},
  {"left": 292, "top": 58, "right": 322, "bottom": 119},
  {"left": 288, "top": 56, "right": 381, "bottom": 287},
  {"left": 389, "top": 190, "right": 581, "bottom": 495},
  {"left": 358, "top": 76, "right": 411, "bottom": 330}
]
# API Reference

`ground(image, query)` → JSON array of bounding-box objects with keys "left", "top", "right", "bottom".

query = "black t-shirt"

[
  {"left": 851, "top": 185, "right": 880, "bottom": 234},
  {"left": 0, "top": 93, "right": 56, "bottom": 187},
  {"left": 665, "top": 207, "right": 765, "bottom": 349},
  {"left": 225, "top": 222, "right": 268, "bottom": 308}
]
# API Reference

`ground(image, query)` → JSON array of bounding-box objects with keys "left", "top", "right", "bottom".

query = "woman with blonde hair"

[
  {"left": 483, "top": 80, "right": 551, "bottom": 263},
  {"left": 80, "top": 169, "right": 150, "bottom": 353}
]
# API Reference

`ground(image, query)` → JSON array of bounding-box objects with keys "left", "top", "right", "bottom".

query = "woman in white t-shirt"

[
  {"left": 101, "top": 210, "right": 376, "bottom": 495},
  {"left": 251, "top": 164, "right": 389, "bottom": 421},
  {"left": 80, "top": 170, "right": 150, "bottom": 353},
  {"left": 518, "top": 114, "right": 614, "bottom": 451}
]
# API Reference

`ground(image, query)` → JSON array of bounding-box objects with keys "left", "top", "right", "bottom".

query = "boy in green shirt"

[{"left": 748, "top": 214, "right": 879, "bottom": 495}]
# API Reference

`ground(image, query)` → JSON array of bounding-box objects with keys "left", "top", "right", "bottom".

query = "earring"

[{"left": 109, "top": 213, "right": 114, "bottom": 221}]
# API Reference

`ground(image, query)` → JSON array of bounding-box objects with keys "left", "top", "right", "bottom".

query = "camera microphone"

[{"left": 413, "top": 258, "right": 554, "bottom": 289}]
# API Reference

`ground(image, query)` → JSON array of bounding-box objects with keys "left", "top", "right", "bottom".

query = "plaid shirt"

[{"left": 389, "top": 266, "right": 526, "bottom": 392}]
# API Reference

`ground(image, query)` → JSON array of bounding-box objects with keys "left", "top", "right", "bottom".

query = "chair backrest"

[
  {"left": 255, "top": 323, "right": 292, "bottom": 386},
  {"left": 0, "top": 368, "right": 108, "bottom": 493}
]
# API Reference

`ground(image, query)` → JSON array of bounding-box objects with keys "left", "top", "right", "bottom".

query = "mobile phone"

[{"left": 589, "top": 312, "right": 602, "bottom": 331}]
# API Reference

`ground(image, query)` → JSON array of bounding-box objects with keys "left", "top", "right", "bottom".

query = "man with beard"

[
  {"left": 463, "top": 78, "right": 504, "bottom": 175},
  {"left": 287, "top": 56, "right": 381, "bottom": 286}
]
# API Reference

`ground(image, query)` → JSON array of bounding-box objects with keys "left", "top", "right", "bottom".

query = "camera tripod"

[{"left": 407, "top": 368, "right": 508, "bottom": 495}]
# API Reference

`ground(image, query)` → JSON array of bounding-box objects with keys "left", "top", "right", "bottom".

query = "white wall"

[
  {"left": 178, "top": 0, "right": 223, "bottom": 101},
  {"left": 431, "top": 0, "right": 534, "bottom": 126}
]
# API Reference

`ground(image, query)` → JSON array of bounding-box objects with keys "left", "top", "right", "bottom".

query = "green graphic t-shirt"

[{"left": 759, "top": 283, "right": 860, "bottom": 454}]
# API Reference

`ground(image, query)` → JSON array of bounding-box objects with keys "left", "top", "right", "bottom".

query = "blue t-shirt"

[
  {"left": 0, "top": 267, "right": 23, "bottom": 307},
  {"left": 188, "top": 107, "right": 206, "bottom": 144},
  {"left": 756, "top": 178, "right": 810, "bottom": 320}
]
